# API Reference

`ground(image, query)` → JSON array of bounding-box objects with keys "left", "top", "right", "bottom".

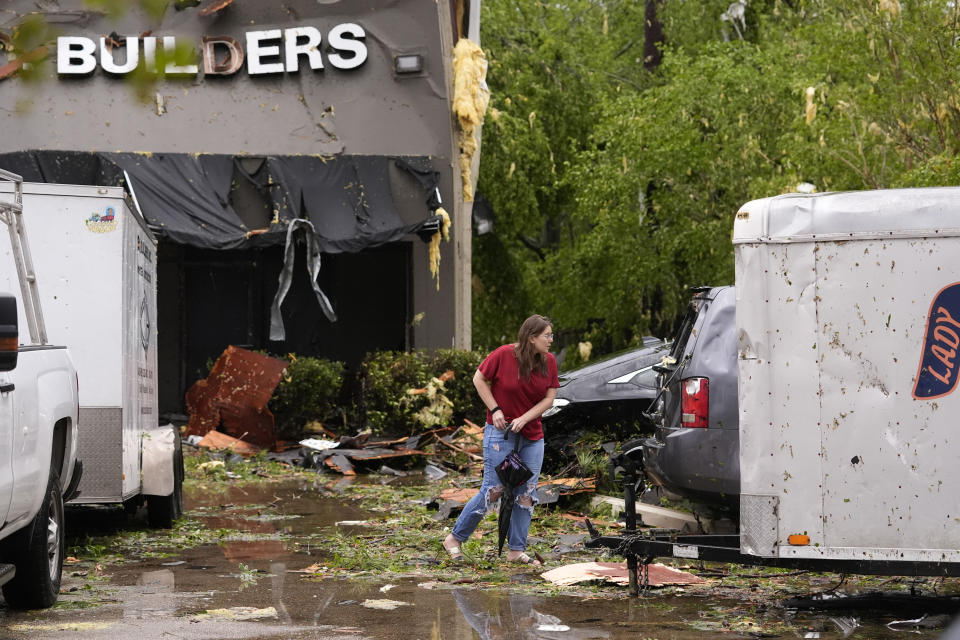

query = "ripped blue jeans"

[{"left": 450, "top": 424, "right": 544, "bottom": 551}]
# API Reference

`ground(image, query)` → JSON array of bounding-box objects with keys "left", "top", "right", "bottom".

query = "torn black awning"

[{"left": 0, "top": 150, "right": 443, "bottom": 252}]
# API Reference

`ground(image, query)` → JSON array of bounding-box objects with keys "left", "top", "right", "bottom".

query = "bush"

[
  {"left": 357, "top": 351, "right": 431, "bottom": 435},
  {"left": 357, "top": 348, "right": 488, "bottom": 435},
  {"left": 271, "top": 355, "right": 345, "bottom": 440},
  {"left": 427, "top": 348, "right": 487, "bottom": 426}
]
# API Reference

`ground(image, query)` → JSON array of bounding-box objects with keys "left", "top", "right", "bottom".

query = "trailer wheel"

[
  {"left": 1, "top": 468, "right": 65, "bottom": 609},
  {"left": 147, "top": 436, "right": 184, "bottom": 528}
]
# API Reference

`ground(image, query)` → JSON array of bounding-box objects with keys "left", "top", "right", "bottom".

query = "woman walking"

[{"left": 442, "top": 315, "right": 558, "bottom": 565}]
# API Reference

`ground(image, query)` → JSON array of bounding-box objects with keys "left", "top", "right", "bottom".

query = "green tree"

[
  {"left": 475, "top": 0, "right": 960, "bottom": 356},
  {"left": 475, "top": 0, "right": 650, "bottom": 350}
]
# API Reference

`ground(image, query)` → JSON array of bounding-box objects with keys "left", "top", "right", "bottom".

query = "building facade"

[{"left": 0, "top": 0, "right": 479, "bottom": 417}]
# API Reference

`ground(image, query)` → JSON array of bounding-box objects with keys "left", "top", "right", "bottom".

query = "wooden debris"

[
  {"left": 541, "top": 561, "right": 706, "bottom": 587},
  {"left": 196, "top": 429, "right": 261, "bottom": 456}
]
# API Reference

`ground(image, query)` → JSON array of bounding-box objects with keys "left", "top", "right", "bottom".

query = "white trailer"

[
  {"left": 588, "top": 187, "right": 960, "bottom": 583},
  {"left": 0, "top": 181, "right": 182, "bottom": 527},
  {"left": 734, "top": 187, "right": 960, "bottom": 569}
]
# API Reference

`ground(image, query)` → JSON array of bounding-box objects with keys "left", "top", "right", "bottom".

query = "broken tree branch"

[{"left": 437, "top": 437, "right": 483, "bottom": 461}]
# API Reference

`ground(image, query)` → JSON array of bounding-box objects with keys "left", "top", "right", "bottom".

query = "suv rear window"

[{"left": 668, "top": 294, "right": 706, "bottom": 361}]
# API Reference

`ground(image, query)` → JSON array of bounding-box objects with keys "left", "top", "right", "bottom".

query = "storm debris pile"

[{"left": 181, "top": 347, "right": 601, "bottom": 516}]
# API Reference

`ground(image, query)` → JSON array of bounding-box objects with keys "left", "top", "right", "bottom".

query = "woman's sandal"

[
  {"left": 509, "top": 552, "right": 542, "bottom": 567},
  {"left": 443, "top": 540, "right": 465, "bottom": 563}
]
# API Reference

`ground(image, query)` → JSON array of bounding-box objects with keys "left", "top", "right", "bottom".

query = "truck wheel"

[
  {"left": 1, "top": 469, "right": 65, "bottom": 609},
  {"left": 147, "top": 436, "right": 183, "bottom": 528}
]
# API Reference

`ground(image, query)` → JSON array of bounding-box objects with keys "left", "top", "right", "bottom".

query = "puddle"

[
  {"left": 3, "top": 566, "right": 950, "bottom": 640},
  {"left": 0, "top": 479, "right": 951, "bottom": 639},
  {"left": 186, "top": 479, "right": 370, "bottom": 537}
]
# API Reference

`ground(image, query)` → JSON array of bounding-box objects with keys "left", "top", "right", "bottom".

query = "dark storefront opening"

[{"left": 158, "top": 242, "right": 411, "bottom": 417}]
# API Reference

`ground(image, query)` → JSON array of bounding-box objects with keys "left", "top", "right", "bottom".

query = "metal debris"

[
  {"left": 424, "top": 463, "right": 448, "bottom": 481},
  {"left": 184, "top": 346, "right": 289, "bottom": 449}
]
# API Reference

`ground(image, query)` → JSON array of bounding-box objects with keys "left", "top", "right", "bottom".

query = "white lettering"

[
  {"left": 143, "top": 36, "right": 158, "bottom": 72},
  {"left": 246, "top": 29, "right": 284, "bottom": 75},
  {"left": 162, "top": 36, "right": 198, "bottom": 75},
  {"left": 57, "top": 36, "right": 97, "bottom": 74},
  {"left": 56, "top": 22, "right": 369, "bottom": 77},
  {"left": 100, "top": 36, "right": 139, "bottom": 74},
  {"left": 284, "top": 26, "right": 323, "bottom": 72},
  {"left": 327, "top": 23, "right": 367, "bottom": 70}
]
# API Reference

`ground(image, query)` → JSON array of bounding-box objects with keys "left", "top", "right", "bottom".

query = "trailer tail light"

[{"left": 681, "top": 377, "right": 709, "bottom": 428}]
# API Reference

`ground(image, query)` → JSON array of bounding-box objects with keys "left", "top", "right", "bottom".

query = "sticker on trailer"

[
  {"left": 913, "top": 281, "right": 960, "bottom": 400},
  {"left": 85, "top": 206, "right": 119, "bottom": 233},
  {"left": 673, "top": 544, "right": 699, "bottom": 559}
]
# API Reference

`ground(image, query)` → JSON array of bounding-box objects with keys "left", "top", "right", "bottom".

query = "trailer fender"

[{"left": 141, "top": 425, "right": 176, "bottom": 496}]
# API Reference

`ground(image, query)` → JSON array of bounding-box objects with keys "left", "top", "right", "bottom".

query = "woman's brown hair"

[{"left": 514, "top": 314, "right": 552, "bottom": 379}]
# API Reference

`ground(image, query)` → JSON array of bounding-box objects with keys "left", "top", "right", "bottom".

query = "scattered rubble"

[
  {"left": 360, "top": 598, "right": 410, "bottom": 610},
  {"left": 193, "top": 606, "right": 279, "bottom": 621},
  {"left": 196, "top": 429, "right": 261, "bottom": 456}
]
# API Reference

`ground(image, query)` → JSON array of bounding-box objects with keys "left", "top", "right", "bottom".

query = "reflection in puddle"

[
  {"left": 452, "top": 588, "right": 609, "bottom": 639},
  {"left": 77, "top": 557, "right": 947, "bottom": 640}
]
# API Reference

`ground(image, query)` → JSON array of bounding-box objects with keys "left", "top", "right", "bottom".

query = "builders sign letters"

[{"left": 57, "top": 24, "right": 367, "bottom": 77}]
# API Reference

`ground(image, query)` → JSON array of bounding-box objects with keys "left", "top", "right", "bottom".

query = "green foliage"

[
  {"left": 358, "top": 349, "right": 487, "bottom": 435},
  {"left": 476, "top": 0, "right": 960, "bottom": 356},
  {"left": 573, "top": 438, "right": 607, "bottom": 479},
  {"left": 358, "top": 351, "right": 431, "bottom": 435},
  {"left": 84, "top": 0, "right": 170, "bottom": 20},
  {"left": 5, "top": 14, "right": 59, "bottom": 84},
  {"left": 427, "top": 348, "right": 487, "bottom": 425},
  {"left": 236, "top": 562, "right": 259, "bottom": 590},
  {"left": 473, "top": 0, "right": 649, "bottom": 349},
  {"left": 271, "top": 355, "right": 345, "bottom": 439}
]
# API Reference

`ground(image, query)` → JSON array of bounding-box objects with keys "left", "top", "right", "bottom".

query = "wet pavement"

[{"left": 0, "top": 479, "right": 953, "bottom": 639}]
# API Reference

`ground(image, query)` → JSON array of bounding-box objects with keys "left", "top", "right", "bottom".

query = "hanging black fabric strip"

[{"left": 269, "top": 218, "right": 338, "bottom": 341}]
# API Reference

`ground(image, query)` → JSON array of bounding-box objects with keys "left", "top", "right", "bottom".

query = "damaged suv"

[
  {"left": 641, "top": 286, "right": 739, "bottom": 512},
  {"left": 541, "top": 337, "right": 670, "bottom": 471}
]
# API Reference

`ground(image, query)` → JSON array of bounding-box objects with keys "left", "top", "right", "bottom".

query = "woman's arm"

[
  {"left": 473, "top": 368, "right": 508, "bottom": 430},
  {"left": 509, "top": 387, "right": 558, "bottom": 433}
]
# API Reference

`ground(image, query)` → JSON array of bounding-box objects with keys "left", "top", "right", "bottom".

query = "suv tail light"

[{"left": 681, "top": 377, "right": 709, "bottom": 428}]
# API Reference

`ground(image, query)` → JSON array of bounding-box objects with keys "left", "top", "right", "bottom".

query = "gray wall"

[{"left": 0, "top": 0, "right": 461, "bottom": 350}]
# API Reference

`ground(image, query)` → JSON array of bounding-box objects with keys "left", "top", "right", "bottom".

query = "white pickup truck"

[{"left": 0, "top": 169, "right": 81, "bottom": 609}]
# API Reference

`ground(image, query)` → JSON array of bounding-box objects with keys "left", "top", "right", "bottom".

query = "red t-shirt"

[{"left": 479, "top": 344, "right": 559, "bottom": 441}]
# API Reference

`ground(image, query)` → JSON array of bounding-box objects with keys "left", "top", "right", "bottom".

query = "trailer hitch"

[{"left": 595, "top": 439, "right": 653, "bottom": 596}]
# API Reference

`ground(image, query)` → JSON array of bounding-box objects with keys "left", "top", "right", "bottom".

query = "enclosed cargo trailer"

[
  {"left": 589, "top": 187, "right": 960, "bottom": 583},
  {"left": 0, "top": 181, "right": 181, "bottom": 527},
  {"left": 735, "top": 188, "right": 960, "bottom": 568}
]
